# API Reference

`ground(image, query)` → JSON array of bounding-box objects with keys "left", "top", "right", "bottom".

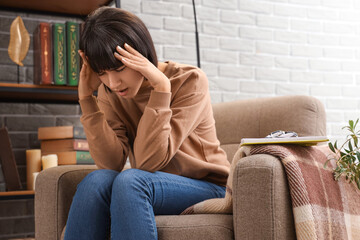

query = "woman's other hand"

[
  {"left": 114, "top": 43, "right": 171, "bottom": 93},
  {"left": 78, "top": 50, "right": 102, "bottom": 100}
]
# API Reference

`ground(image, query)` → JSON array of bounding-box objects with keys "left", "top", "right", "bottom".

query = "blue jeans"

[{"left": 64, "top": 168, "right": 225, "bottom": 240}]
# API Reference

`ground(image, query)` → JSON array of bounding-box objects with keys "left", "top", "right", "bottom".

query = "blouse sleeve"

[
  {"left": 79, "top": 87, "right": 130, "bottom": 171},
  {"left": 133, "top": 69, "right": 209, "bottom": 172}
]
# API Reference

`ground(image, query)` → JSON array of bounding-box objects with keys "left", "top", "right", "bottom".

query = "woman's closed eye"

[{"left": 97, "top": 66, "right": 125, "bottom": 76}]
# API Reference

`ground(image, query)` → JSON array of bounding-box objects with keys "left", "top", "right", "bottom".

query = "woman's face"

[{"left": 98, "top": 66, "right": 146, "bottom": 98}]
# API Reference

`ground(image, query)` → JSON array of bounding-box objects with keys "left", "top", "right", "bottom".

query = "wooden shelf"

[
  {"left": 0, "top": 190, "right": 34, "bottom": 196},
  {"left": 0, "top": 190, "right": 35, "bottom": 200},
  {"left": 0, "top": 83, "right": 79, "bottom": 103},
  {"left": 0, "top": 0, "right": 113, "bottom": 16}
]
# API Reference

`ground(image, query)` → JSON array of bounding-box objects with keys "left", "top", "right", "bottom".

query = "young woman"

[{"left": 64, "top": 6, "right": 230, "bottom": 240}]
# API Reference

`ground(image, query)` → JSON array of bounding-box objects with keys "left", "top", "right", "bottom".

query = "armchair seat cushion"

[
  {"left": 156, "top": 214, "right": 234, "bottom": 240},
  {"left": 61, "top": 214, "right": 234, "bottom": 240}
]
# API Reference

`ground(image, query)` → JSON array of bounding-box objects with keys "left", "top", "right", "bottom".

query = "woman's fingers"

[
  {"left": 113, "top": 43, "right": 153, "bottom": 77},
  {"left": 114, "top": 44, "right": 147, "bottom": 71},
  {"left": 123, "top": 43, "right": 143, "bottom": 57},
  {"left": 78, "top": 52, "right": 94, "bottom": 80},
  {"left": 79, "top": 62, "right": 87, "bottom": 83},
  {"left": 78, "top": 50, "right": 85, "bottom": 62},
  {"left": 78, "top": 50, "right": 90, "bottom": 67},
  {"left": 120, "top": 57, "right": 141, "bottom": 71},
  {"left": 78, "top": 51, "right": 96, "bottom": 77},
  {"left": 115, "top": 46, "right": 134, "bottom": 60}
]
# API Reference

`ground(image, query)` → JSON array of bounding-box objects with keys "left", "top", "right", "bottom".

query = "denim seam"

[
  {"left": 144, "top": 195, "right": 157, "bottom": 240},
  {"left": 125, "top": 170, "right": 224, "bottom": 194},
  {"left": 148, "top": 179, "right": 222, "bottom": 193}
]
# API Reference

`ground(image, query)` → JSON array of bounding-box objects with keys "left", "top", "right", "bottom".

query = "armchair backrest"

[{"left": 212, "top": 95, "right": 326, "bottom": 162}]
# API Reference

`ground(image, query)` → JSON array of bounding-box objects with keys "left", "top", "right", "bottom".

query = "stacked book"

[
  {"left": 38, "top": 126, "right": 94, "bottom": 165},
  {"left": 33, "top": 21, "right": 81, "bottom": 86}
]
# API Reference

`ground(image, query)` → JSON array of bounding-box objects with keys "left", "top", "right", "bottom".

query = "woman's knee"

[
  {"left": 112, "top": 168, "right": 150, "bottom": 193},
  {"left": 77, "top": 169, "right": 119, "bottom": 194}
]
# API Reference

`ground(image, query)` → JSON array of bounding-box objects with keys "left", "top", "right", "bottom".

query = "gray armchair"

[{"left": 35, "top": 95, "right": 326, "bottom": 240}]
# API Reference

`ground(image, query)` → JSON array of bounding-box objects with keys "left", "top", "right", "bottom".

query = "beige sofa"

[{"left": 35, "top": 95, "right": 326, "bottom": 240}]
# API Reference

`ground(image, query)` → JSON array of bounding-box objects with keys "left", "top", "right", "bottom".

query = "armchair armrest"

[
  {"left": 35, "top": 165, "right": 98, "bottom": 240},
  {"left": 232, "top": 151, "right": 296, "bottom": 240},
  {"left": 213, "top": 95, "right": 326, "bottom": 146}
]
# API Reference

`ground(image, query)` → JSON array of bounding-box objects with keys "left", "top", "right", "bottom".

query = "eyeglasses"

[{"left": 265, "top": 130, "right": 298, "bottom": 138}]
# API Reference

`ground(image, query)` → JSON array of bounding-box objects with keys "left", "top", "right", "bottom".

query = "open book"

[{"left": 240, "top": 136, "right": 329, "bottom": 147}]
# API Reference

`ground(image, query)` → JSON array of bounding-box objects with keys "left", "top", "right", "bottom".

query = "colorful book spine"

[
  {"left": 75, "top": 151, "right": 94, "bottom": 164},
  {"left": 41, "top": 139, "right": 89, "bottom": 152},
  {"left": 42, "top": 151, "right": 94, "bottom": 165},
  {"left": 53, "top": 23, "right": 66, "bottom": 85},
  {"left": 73, "top": 139, "right": 89, "bottom": 151},
  {"left": 72, "top": 126, "right": 86, "bottom": 139},
  {"left": 38, "top": 126, "right": 86, "bottom": 140},
  {"left": 33, "top": 22, "right": 53, "bottom": 85},
  {"left": 66, "top": 21, "right": 80, "bottom": 86}
]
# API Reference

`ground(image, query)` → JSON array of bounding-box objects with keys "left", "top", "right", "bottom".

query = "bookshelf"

[
  {"left": 0, "top": 190, "right": 35, "bottom": 200},
  {"left": 0, "top": 83, "right": 78, "bottom": 103},
  {"left": 0, "top": 0, "right": 113, "bottom": 104},
  {"left": 0, "top": 0, "right": 113, "bottom": 16}
]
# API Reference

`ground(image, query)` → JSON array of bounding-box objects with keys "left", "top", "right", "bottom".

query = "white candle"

[
  {"left": 33, "top": 172, "right": 39, "bottom": 190},
  {"left": 26, "top": 149, "right": 42, "bottom": 190},
  {"left": 42, "top": 154, "right": 58, "bottom": 170}
]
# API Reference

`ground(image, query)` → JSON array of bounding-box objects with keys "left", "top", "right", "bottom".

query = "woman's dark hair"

[{"left": 80, "top": 7, "right": 158, "bottom": 74}]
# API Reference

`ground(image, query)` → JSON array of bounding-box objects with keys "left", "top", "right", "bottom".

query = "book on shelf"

[
  {"left": 38, "top": 126, "right": 86, "bottom": 140},
  {"left": 33, "top": 21, "right": 81, "bottom": 86},
  {"left": 33, "top": 22, "right": 54, "bottom": 85},
  {"left": 41, "top": 138, "right": 89, "bottom": 152},
  {"left": 53, "top": 23, "right": 67, "bottom": 85},
  {"left": 0, "top": 127, "right": 22, "bottom": 191},
  {"left": 240, "top": 136, "right": 329, "bottom": 147},
  {"left": 42, "top": 151, "right": 94, "bottom": 165},
  {"left": 66, "top": 21, "right": 80, "bottom": 86}
]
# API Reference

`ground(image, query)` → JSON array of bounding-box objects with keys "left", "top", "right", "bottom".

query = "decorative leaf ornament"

[{"left": 8, "top": 16, "right": 30, "bottom": 66}]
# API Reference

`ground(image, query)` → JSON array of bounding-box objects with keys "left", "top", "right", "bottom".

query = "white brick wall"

[{"left": 118, "top": 0, "right": 360, "bottom": 141}]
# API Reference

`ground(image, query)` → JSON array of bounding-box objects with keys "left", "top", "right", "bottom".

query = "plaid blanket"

[{"left": 181, "top": 144, "right": 360, "bottom": 240}]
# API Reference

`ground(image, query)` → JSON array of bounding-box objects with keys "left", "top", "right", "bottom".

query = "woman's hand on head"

[
  {"left": 114, "top": 43, "right": 171, "bottom": 93},
  {"left": 78, "top": 50, "right": 102, "bottom": 100}
]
